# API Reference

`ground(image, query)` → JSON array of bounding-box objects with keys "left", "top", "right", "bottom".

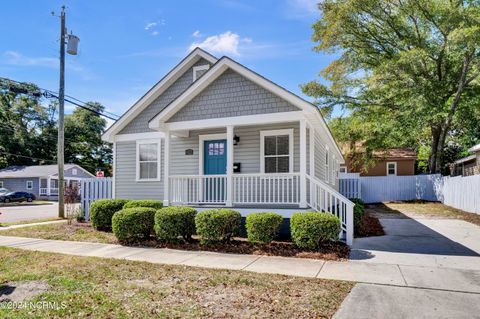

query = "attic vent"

[{"left": 193, "top": 65, "right": 210, "bottom": 82}]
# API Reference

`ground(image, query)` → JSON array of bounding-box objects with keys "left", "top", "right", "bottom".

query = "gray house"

[
  {"left": 102, "top": 48, "right": 354, "bottom": 244},
  {"left": 0, "top": 164, "right": 94, "bottom": 200}
]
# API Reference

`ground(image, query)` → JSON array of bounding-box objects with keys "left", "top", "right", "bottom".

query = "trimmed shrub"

[
  {"left": 154, "top": 206, "right": 197, "bottom": 242},
  {"left": 112, "top": 207, "right": 156, "bottom": 243},
  {"left": 290, "top": 212, "right": 340, "bottom": 249},
  {"left": 124, "top": 199, "right": 163, "bottom": 210},
  {"left": 195, "top": 209, "right": 241, "bottom": 243},
  {"left": 90, "top": 199, "right": 130, "bottom": 231},
  {"left": 246, "top": 212, "right": 283, "bottom": 244},
  {"left": 350, "top": 198, "right": 365, "bottom": 231}
]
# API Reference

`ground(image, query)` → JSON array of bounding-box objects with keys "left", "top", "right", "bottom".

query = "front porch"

[
  {"left": 39, "top": 178, "right": 81, "bottom": 198},
  {"left": 158, "top": 117, "right": 354, "bottom": 244}
]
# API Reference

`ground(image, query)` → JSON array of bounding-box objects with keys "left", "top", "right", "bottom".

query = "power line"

[
  {"left": 0, "top": 151, "right": 56, "bottom": 163},
  {"left": 0, "top": 77, "right": 120, "bottom": 120}
]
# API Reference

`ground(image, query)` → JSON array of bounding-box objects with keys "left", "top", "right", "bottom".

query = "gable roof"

[
  {"left": 0, "top": 164, "right": 94, "bottom": 178},
  {"left": 147, "top": 56, "right": 344, "bottom": 160},
  {"left": 102, "top": 48, "right": 217, "bottom": 142}
]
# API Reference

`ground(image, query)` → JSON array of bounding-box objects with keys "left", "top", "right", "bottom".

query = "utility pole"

[{"left": 57, "top": 6, "right": 66, "bottom": 218}]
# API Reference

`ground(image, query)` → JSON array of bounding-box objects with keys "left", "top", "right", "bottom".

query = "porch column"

[
  {"left": 299, "top": 119, "right": 307, "bottom": 208},
  {"left": 47, "top": 177, "right": 51, "bottom": 196},
  {"left": 226, "top": 125, "right": 234, "bottom": 206},
  {"left": 163, "top": 130, "right": 170, "bottom": 207}
]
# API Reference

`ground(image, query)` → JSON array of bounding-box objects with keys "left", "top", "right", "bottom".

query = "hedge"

[
  {"left": 154, "top": 206, "right": 197, "bottom": 242},
  {"left": 350, "top": 198, "right": 365, "bottom": 231},
  {"left": 245, "top": 212, "right": 283, "bottom": 244},
  {"left": 290, "top": 212, "right": 340, "bottom": 249},
  {"left": 90, "top": 199, "right": 130, "bottom": 231},
  {"left": 124, "top": 200, "right": 163, "bottom": 210},
  {"left": 195, "top": 209, "right": 241, "bottom": 243},
  {"left": 112, "top": 207, "right": 156, "bottom": 243}
]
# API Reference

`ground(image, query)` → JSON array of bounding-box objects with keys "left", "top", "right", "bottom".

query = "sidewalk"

[{"left": 1, "top": 235, "right": 479, "bottom": 294}]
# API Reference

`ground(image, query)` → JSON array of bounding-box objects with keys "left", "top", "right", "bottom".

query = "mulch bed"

[
  {"left": 355, "top": 212, "right": 385, "bottom": 237},
  {"left": 130, "top": 236, "right": 350, "bottom": 261}
]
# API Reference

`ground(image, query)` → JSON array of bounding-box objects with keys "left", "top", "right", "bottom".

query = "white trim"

[
  {"left": 162, "top": 111, "right": 305, "bottom": 131},
  {"left": 112, "top": 142, "right": 116, "bottom": 198},
  {"left": 114, "top": 131, "right": 165, "bottom": 142},
  {"left": 25, "top": 180, "right": 33, "bottom": 190},
  {"left": 226, "top": 125, "right": 234, "bottom": 206},
  {"left": 102, "top": 48, "right": 217, "bottom": 143},
  {"left": 147, "top": 56, "right": 343, "bottom": 162},
  {"left": 339, "top": 166, "right": 347, "bottom": 173},
  {"left": 72, "top": 168, "right": 77, "bottom": 176},
  {"left": 163, "top": 131, "right": 170, "bottom": 206},
  {"left": 260, "top": 129, "right": 294, "bottom": 174},
  {"left": 136, "top": 139, "right": 162, "bottom": 182},
  {"left": 386, "top": 161, "right": 397, "bottom": 176},
  {"left": 193, "top": 64, "right": 210, "bottom": 81},
  {"left": 199, "top": 133, "right": 227, "bottom": 175},
  {"left": 299, "top": 120, "right": 307, "bottom": 207},
  {"left": 325, "top": 145, "right": 330, "bottom": 184}
]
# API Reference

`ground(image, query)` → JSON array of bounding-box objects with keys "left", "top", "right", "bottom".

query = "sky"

[{"left": 0, "top": 0, "right": 340, "bottom": 126}]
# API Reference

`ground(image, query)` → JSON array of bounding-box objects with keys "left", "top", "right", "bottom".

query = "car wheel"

[
  {"left": 27, "top": 197, "right": 33, "bottom": 202},
  {"left": 4, "top": 198, "right": 9, "bottom": 203}
]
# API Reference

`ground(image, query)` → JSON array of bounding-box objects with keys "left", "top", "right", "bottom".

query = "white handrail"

[
  {"left": 233, "top": 173, "right": 300, "bottom": 204},
  {"left": 306, "top": 174, "right": 354, "bottom": 245}
]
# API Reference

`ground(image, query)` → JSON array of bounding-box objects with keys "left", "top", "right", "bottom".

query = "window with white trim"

[
  {"left": 324, "top": 146, "right": 329, "bottom": 183},
  {"left": 193, "top": 65, "right": 210, "bottom": 81},
  {"left": 387, "top": 162, "right": 397, "bottom": 176},
  {"left": 26, "top": 180, "right": 33, "bottom": 190},
  {"left": 72, "top": 168, "right": 77, "bottom": 175},
  {"left": 260, "top": 129, "right": 293, "bottom": 173},
  {"left": 136, "top": 140, "right": 161, "bottom": 181},
  {"left": 339, "top": 166, "right": 347, "bottom": 173}
]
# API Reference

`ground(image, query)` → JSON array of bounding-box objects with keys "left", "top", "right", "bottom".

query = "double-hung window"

[
  {"left": 387, "top": 162, "right": 397, "bottom": 176},
  {"left": 136, "top": 140, "right": 161, "bottom": 181},
  {"left": 26, "top": 180, "right": 33, "bottom": 190},
  {"left": 261, "top": 129, "right": 293, "bottom": 173}
]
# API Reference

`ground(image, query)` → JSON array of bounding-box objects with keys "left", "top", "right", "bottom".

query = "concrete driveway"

[
  {"left": 335, "top": 205, "right": 480, "bottom": 318},
  {"left": 0, "top": 202, "right": 59, "bottom": 223}
]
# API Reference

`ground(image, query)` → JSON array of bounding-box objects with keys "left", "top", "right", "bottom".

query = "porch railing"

[
  {"left": 233, "top": 173, "right": 300, "bottom": 205},
  {"left": 39, "top": 188, "right": 59, "bottom": 196},
  {"left": 169, "top": 175, "right": 227, "bottom": 205},
  {"left": 306, "top": 175, "right": 354, "bottom": 245}
]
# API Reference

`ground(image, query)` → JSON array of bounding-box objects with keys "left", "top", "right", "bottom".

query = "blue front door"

[
  {"left": 204, "top": 140, "right": 227, "bottom": 202},
  {"left": 204, "top": 140, "right": 227, "bottom": 175}
]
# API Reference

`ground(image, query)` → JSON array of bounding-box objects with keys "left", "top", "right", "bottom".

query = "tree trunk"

[{"left": 429, "top": 126, "right": 441, "bottom": 174}]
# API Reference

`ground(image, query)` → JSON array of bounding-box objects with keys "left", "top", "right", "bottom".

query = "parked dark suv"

[{"left": 0, "top": 191, "right": 36, "bottom": 203}]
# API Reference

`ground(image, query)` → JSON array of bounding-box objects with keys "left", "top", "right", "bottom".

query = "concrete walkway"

[{"left": 1, "top": 235, "right": 479, "bottom": 294}]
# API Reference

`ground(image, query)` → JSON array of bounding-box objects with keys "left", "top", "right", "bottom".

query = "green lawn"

[{"left": 0, "top": 247, "right": 353, "bottom": 318}]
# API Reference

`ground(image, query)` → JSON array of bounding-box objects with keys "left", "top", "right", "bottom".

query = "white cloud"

[
  {"left": 151, "top": 31, "right": 159, "bottom": 36},
  {"left": 192, "top": 30, "right": 202, "bottom": 37},
  {"left": 189, "top": 31, "right": 252, "bottom": 56},
  {"left": 144, "top": 22, "right": 157, "bottom": 30},
  {"left": 3, "top": 51, "right": 57, "bottom": 67}
]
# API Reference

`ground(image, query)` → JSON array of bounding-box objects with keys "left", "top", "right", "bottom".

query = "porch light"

[{"left": 233, "top": 135, "right": 240, "bottom": 145}]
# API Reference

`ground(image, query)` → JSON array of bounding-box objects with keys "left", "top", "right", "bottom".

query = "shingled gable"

[
  {"left": 102, "top": 48, "right": 217, "bottom": 142},
  {"left": 147, "top": 56, "right": 343, "bottom": 160}
]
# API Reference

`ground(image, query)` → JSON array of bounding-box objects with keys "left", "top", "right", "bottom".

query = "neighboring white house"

[
  {"left": 0, "top": 164, "right": 94, "bottom": 200},
  {"left": 102, "top": 48, "right": 354, "bottom": 244}
]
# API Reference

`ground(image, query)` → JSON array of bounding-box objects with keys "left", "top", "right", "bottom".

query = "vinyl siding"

[
  {"left": 167, "top": 69, "right": 300, "bottom": 123},
  {"left": 63, "top": 166, "right": 92, "bottom": 179},
  {"left": 115, "top": 140, "right": 164, "bottom": 200},
  {"left": 0, "top": 178, "right": 40, "bottom": 197},
  {"left": 119, "top": 58, "right": 212, "bottom": 134},
  {"left": 169, "top": 122, "right": 300, "bottom": 175}
]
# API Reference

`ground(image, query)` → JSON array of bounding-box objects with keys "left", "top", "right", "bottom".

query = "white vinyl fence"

[
  {"left": 439, "top": 175, "right": 480, "bottom": 214},
  {"left": 80, "top": 177, "right": 113, "bottom": 219},
  {"left": 339, "top": 174, "right": 480, "bottom": 214}
]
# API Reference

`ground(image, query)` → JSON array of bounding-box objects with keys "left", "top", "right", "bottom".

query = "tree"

[
  {"left": 303, "top": 0, "right": 480, "bottom": 173},
  {"left": 64, "top": 102, "right": 112, "bottom": 175}
]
